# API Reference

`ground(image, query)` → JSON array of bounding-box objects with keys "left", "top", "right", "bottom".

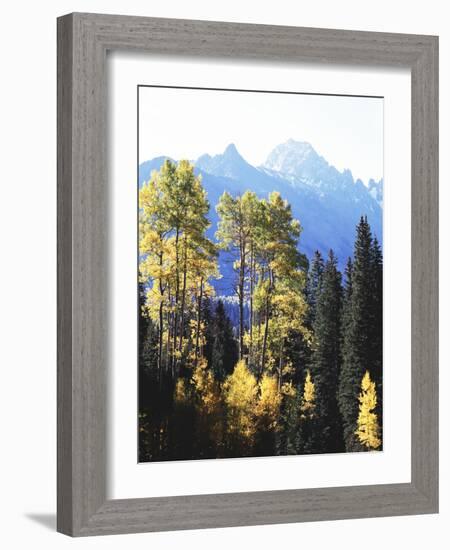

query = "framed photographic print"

[
  {"left": 57, "top": 13, "right": 438, "bottom": 536},
  {"left": 137, "top": 85, "right": 384, "bottom": 462}
]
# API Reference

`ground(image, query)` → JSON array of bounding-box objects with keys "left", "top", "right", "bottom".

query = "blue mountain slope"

[{"left": 139, "top": 140, "right": 383, "bottom": 295}]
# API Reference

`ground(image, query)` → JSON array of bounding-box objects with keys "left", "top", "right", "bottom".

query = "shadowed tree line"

[{"left": 138, "top": 159, "right": 382, "bottom": 461}]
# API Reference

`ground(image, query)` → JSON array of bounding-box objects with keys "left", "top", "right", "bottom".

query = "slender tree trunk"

[
  {"left": 238, "top": 267, "right": 244, "bottom": 361},
  {"left": 249, "top": 243, "right": 254, "bottom": 366},
  {"left": 157, "top": 247, "right": 164, "bottom": 382},
  {"left": 238, "top": 240, "right": 246, "bottom": 361},
  {"left": 278, "top": 338, "right": 284, "bottom": 393},
  {"left": 257, "top": 267, "right": 263, "bottom": 371},
  {"left": 261, "top": 269, "right": 272, "bottom": 375},
  {"left": 167, "top": 284, "right": 172, "bottom": 372},
  {"left": 173, "top": 228, "right": 180, "bottom": 369},
  {"left": 167, "top": 285, "right": 175, "bottom": 377},
  {"left": 194, "top": 277, "right": 204, "bottom": 366},
  {"left": 178, "top": 236, "right": 188, "bottom": 354},
  {"left": 158, "top": 301, "right": 163, "bottom": 379},
  {"left": 261, "top": 297, "right": 269, "bottom": 376}
]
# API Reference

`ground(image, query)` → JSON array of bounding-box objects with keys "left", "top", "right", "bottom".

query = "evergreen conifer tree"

[
  {"left": 210, "top": 300, "right": 238, "bottom": 381},
  {"left": 310, "top": 250, "right": 344, "bottom": 452},
  {"left": 201, "top": 297, "right": 214, "bottom": 368},
  {"left": 138, "top": 279, "right": 158, "bottom": 403},
  {"left": 339, "top": 217, "right": 379, "bottom": 450},
  {"left": 306, "top": 250, "right": 325, "bottom": 327},
  {"left": 370, "top": 236, "right": 383, "bottom": 441}
]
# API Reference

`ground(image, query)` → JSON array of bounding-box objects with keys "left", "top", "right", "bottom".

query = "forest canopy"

[{"left": 138, "top": 159, "right": 382, "bottom": 461}]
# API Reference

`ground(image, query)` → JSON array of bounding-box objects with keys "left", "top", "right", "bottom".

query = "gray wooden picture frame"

[{"left": 57, "top": 12, "right": 439, "bottom": 537}]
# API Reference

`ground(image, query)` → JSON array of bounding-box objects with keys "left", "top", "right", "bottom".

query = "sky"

[{"left": 139, "top": 86, "right": 383, "bottom": 185}]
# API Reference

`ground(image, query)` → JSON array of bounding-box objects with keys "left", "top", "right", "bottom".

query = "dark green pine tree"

[
  {"left": 210, "top": 300, "right": 238, "bottom": 381},
  {"left": 309, "top": 250, "right": 344, "bottom": 453},
  {"left": 306, "top": 250, "right": 325, "bottom": 327},
  {"left": 201, "top": 297, "right": 214, "bottom": 368},
  {"left": 342, "top": 258, "right": 353, "bottom": 339},
  {"left": 370, "top": 236, "right": 383, "bottom": 443},
  {"left": 338, "top": 216, "right": 376, "bottom": 450},
  {"left": 138, "top": 280, "right": 158, "bottom": 380},
  {"left": 288, "top": 250, "right": 326, "bottom": 391},
  {"left": 275, "top": 387, "right": 302, "bottom": 455},
  {"left": 138, "top": 279, "right": 160, "bottom": 461}
]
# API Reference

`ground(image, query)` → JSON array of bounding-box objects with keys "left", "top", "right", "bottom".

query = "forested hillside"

[{"left": 138, "top": 159, "right": 382, "bottom": 461}]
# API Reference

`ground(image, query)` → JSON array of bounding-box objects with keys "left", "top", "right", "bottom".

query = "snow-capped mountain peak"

[
  {"left": 196, "top": 143, "right": 257, "bottom": 182},
  {"left": 139, "top": 139, "right": 383, "bottom": 293},
  {"left": 262, "top": 139, "right": 321, "bottom": 174},
  {"left": 368, "top": 178, "right": 383, "bottom": 206}
]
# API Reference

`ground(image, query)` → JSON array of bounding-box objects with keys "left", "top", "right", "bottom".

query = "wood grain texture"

[
  {"left": 57, "top": 13, "right": 439, "bottom": 537},
  {"left": 410, "top": 36, "right": 439, "bottom": 505},
  {"left": 57, "top": 13, "right": 74, "bottom": 535}
]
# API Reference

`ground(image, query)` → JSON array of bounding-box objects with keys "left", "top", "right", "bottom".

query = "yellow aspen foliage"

[
  {"left": 174, "top": 378, "right": 189, "bottom": 406},
  {"left": 188, "top": 319, "right": 206, "bottom": 363},
  {"left": 139, "top": 160, "right": 217, "bottom": 374},
  {"left": 300, "top": 370, "right": 316, "bottom": 417},
  {"left": 192, "top": 358, "right": 221, "bottom": 415},
  {"left": 355, "top": 371, "right": 381, "bottom": 450},
  {"left": 281, "top": 380, "right": 296, "bottom": 398},
  {"left": 255, "top": 374, "right": 282, "bottom": 430},
  {"left": 223, "top": 361, "right": 258, "bottom": 441},
  {"left": 192, "top": 358, "right": 224, "bottom": 451}
]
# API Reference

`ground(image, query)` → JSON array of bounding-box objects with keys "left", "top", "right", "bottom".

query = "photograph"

[
  {"left": 137, "top": 85, "right": 383, "bottom": 462},
  {"left": 0, "top": 1, "right": 441, "bottom": 543}
]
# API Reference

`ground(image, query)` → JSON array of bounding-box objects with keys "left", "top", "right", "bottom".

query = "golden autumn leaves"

[
  {"left": 139, "top": 159, "right": 382, "bottom": 457},
  {"left": 174, "top": 359, "right": 314, "bottom": 456},
  {"left": 139, "top": 160, "right": 216, "bottom": 374},
  {"left": 355, "top": 371, "right": 381, "bottom": 450},
  {"left": 173, "top": 359, "right": 382, "bottom": 456},
  {"left": 139, "top": 158, "right": 310, "bottom": 388}
]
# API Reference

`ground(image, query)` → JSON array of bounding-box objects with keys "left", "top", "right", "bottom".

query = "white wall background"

[{"left": 0, "top": 1, "right": 447, "bottom": 548}]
